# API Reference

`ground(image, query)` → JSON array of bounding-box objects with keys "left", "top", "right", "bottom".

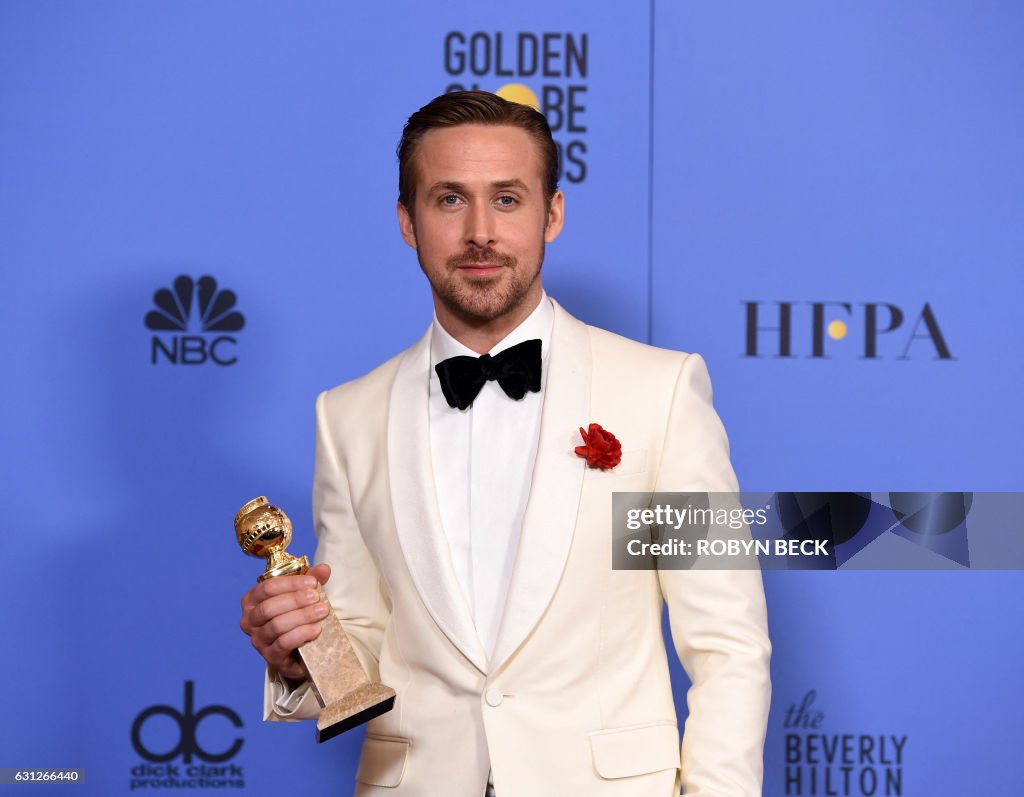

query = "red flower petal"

[{"left": 574, "top": 423, "right": 622, "bottom": 470}]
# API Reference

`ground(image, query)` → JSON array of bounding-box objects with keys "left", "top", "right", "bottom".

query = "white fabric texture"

[{"left": 428, "top": 294, "right": 553, "bottom": 661}]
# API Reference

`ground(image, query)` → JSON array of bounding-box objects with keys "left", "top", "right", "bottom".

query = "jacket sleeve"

[
  {"left": 654, "top": 353, "right": 772, "bottom": 796},
  {"left": 263, "top": 389, "right": 391, "bottom": 722}
]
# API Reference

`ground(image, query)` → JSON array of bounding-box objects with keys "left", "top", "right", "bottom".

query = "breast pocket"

[{"left": 582, "top": 448, "right": 649, "bottom": 480}]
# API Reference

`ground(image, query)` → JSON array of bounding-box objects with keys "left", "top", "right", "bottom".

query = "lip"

[{"left": 457, "top": 264, "right": 504, "bottom": 276}]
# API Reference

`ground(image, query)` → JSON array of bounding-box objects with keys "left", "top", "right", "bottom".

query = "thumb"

[{"left": 308, "top": 562, "right": 331, "bottom": 586}]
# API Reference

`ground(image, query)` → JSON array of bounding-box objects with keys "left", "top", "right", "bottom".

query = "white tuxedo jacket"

[{"left": 265, "top": 299, "right": 771, "bottom": 796}]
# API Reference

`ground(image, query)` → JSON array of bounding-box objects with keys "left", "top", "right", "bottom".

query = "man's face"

[{"left": 397, "top": 124, "right": 564, "bottom": 328}]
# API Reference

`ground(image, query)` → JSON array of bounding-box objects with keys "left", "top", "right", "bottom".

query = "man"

[{"left": 239, "top": 91, "right": 771, "bottom": 796}]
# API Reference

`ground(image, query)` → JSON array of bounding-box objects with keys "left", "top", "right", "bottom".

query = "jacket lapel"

[
  {"left": 388, "top": 328, "right": 489, "bottom": 673},
  {"left": 489, "top": 300, "right": 591, "bottom": 672}
]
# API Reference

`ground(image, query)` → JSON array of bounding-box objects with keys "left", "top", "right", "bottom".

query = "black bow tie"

[{"left": 435, "top": 338, "right": 542, "bottom": 410}]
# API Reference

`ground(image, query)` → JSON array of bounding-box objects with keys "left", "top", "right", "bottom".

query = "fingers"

[
  {"left": 256, "top": 607, "right": 326, "bottom": 674},
  {"left": 259, "top": 601, "right": 330, "bottom": 643},
  {"left": 241, "top": 574, "right": 314, "bottom": 634},
  {"left": 245, "top": 572, "right": 321, "bottom": 610},
  {"left": 239, "top": 572, "right": 331, "bottom": 672},
  {"left": 266, "top": 615, "right": 326, "bottom": 660},
  {"left": 308, "top": 562, "right": 331, "bottom": 586},
  {"left": 248, "top": 587, "right": 321, "bottom": 629}
]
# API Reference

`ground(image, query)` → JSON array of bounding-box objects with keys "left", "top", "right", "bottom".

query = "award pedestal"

[{"left": 300, "top": 586, "right": 396, "bottom": 742}]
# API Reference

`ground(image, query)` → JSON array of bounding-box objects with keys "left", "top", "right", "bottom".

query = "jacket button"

[{"left": 485, "top": 688, "right": 504, "bottom": 707}]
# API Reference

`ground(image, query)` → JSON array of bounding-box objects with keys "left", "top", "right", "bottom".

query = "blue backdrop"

[{"left": 3, "top": 2, "right": 1021, "bottom": 795}]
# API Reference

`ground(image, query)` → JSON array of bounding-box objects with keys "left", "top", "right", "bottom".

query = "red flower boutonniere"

[{"left": 575, "top": 423, "right": 622, "bottom": 470}]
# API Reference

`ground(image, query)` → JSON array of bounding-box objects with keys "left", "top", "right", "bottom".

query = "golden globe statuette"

[{"left": 235, "top": 496, "right": 396, "bottom": 743}]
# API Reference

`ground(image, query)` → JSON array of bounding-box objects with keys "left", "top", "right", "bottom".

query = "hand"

[{"left": 239, "top": 563, "right": 332, "bottom": 682}]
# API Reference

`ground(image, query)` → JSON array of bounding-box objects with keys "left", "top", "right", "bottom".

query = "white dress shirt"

[{"left": 428, "top": 293, "right": 553, "bottom": 663}]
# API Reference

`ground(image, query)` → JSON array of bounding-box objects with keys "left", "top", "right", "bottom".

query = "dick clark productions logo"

[
  {"left": 129, "top": 681, "right": 245, "bottom": 790},
  {"left": 145, "top": 275, "right": 245, "bottom": 366}
]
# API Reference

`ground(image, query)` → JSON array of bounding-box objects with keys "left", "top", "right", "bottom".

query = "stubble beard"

[{"left": 425, "top": 245, "right": 544, "bottom": 325}]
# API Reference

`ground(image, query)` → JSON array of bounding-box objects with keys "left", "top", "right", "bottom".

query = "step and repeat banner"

[{"left": 3, "top": 2, "right": 1021, "bottom": 795}]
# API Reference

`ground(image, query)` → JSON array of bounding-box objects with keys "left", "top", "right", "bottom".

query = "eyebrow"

[{"left": 427, "top": 179, "right": 532, "bottom": 195}]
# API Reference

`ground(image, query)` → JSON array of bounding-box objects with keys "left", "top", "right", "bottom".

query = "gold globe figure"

[{"left": 235, "top": 496, "right": 309, "bottom": 581}]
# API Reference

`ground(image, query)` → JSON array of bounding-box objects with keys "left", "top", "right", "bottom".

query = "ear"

[
  {"left": 544, "top": 190, "right": 565, "bottom": 244},
  {"left": 397, "top": 201, "right": 417, "bottom": 249}
]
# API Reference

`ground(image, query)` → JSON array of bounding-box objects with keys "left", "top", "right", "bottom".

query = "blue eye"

[
  {"left": 497, "top": 196, "right": 516, "bottom": 206},
  {"left": 442, "top": 195, "right": 460, "bottom": 205}
]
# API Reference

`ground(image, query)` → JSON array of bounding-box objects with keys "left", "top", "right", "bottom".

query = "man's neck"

[{"left": 434, "top": 289, "right": 544, "bottom": 355}]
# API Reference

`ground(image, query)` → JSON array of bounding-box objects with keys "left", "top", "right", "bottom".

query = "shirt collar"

[{"left": 430, "top": 292, "right": 554, "bottom": 368}]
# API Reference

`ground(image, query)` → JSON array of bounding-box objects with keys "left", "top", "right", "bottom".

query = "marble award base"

[{"left": 299, "top": 586, "right": 396, "bottom": 743}]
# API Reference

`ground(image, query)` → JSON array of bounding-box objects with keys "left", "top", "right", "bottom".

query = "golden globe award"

[{"left": 234, "top": 496, "right": 396, "bottom": 742}]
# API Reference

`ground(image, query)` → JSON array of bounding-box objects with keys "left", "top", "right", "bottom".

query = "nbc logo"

[{"left": 145, "top": 276, "right": 245, "bottom": 365}]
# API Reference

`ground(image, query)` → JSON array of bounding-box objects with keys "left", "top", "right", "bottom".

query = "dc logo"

[{"left": 131, "top": 681, "right": 244, "bottom": 763}]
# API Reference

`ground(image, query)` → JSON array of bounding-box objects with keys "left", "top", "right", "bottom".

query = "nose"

[{"left": 465, "top": 200, "right": 496, "bottom": 249}]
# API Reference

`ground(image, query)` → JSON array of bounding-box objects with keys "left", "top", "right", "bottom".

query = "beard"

[{"left": 423, "top": 244, "right": 544, "bottom": 325}]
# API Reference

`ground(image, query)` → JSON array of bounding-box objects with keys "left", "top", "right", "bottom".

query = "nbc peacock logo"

[{"left": 145, "top": 275, "right": 245, "bottom": 365}]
